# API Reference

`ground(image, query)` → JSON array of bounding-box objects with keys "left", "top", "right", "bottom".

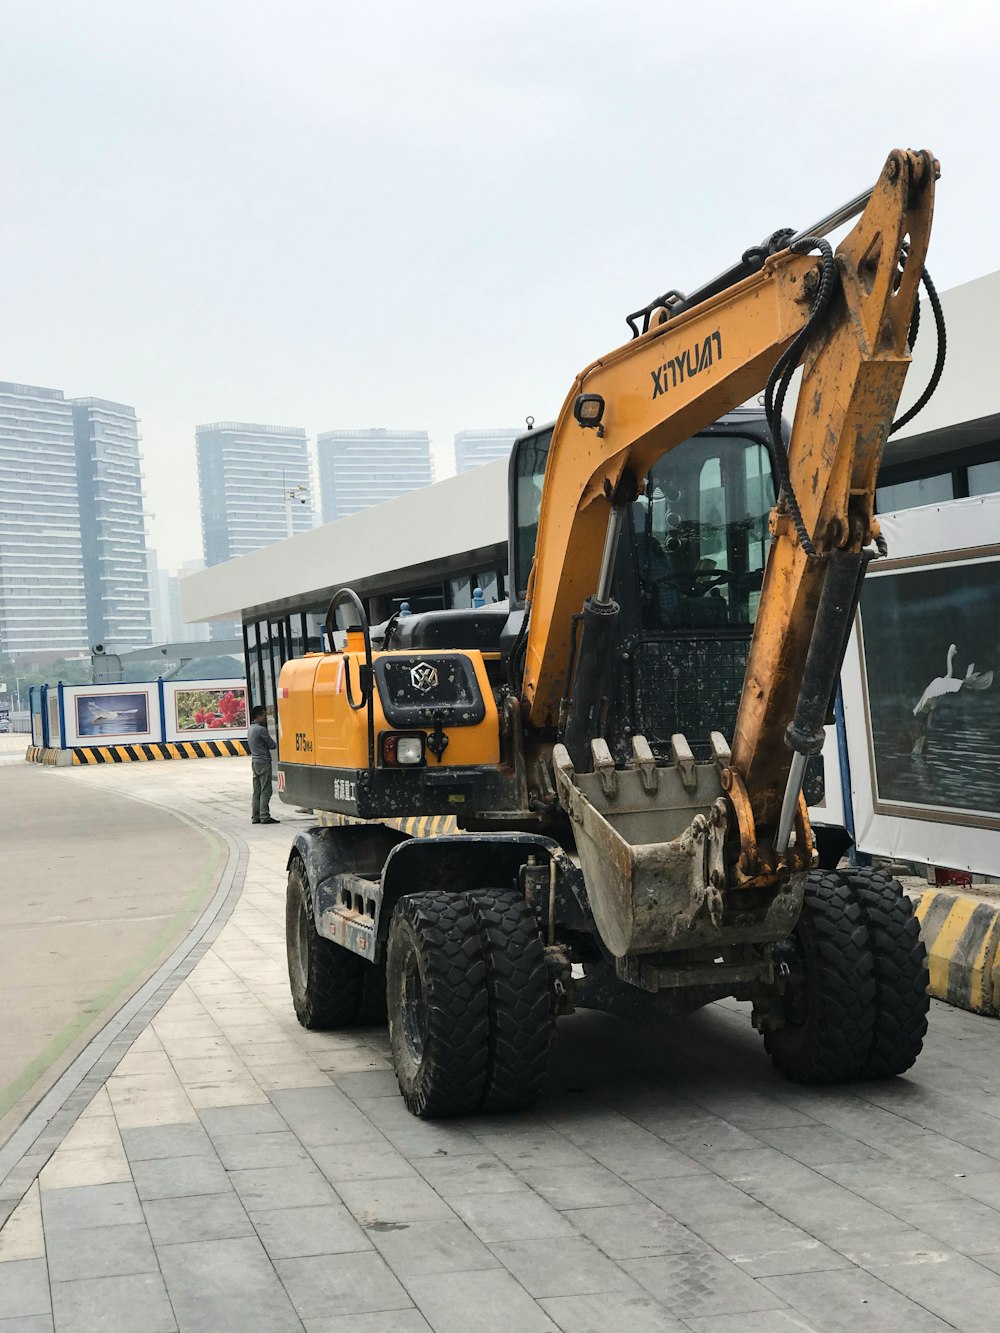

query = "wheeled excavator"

[{"left": 277, "top": 148, "right": 940, "bottom": 1117}]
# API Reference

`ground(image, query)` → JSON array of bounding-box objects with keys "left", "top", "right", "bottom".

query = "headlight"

[{"left": 395, "top": 736, "right": 424, "bottom": 765}]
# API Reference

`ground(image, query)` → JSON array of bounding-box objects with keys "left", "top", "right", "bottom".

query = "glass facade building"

[
  {"left": 0, "top": 382, "right": 88, "bottom": 656},
  {"left": 454, "top": 427, "right": 520, "bottom": 474},
  {"left": 196, "top": 421, "right": 312, "bottom": 641},
  {"left": 196, "top": 421, "right": 312, "bottom": 565},
  {"left": 317, "top": 428, "right": 432, "bottom": 523},
  {"left": 72, "top": 397, "right": 152, "bottom": 649}
]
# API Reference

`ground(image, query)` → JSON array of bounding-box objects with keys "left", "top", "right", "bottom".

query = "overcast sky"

[{"left": 2, "top": 1, "right": 996, "bottom": 569}]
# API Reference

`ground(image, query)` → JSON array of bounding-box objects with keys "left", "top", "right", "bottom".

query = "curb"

[
  {"left": 26, "top": 741, "right": 249, "bottom": 764},
  {"left": 914, "top": 888, "right": 1000, "bottom": 1017},
  {"left": 72, "top": 739, "right": 249, "bottom": 763}
]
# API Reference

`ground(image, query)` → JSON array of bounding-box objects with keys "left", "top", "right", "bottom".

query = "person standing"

[{"left": 248, "top": 705, "right": 280, "bottom": 825}]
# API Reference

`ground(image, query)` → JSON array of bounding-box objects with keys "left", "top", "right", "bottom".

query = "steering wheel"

[{"left": 649, "top": 568, "right": 733, "bottom": 599}]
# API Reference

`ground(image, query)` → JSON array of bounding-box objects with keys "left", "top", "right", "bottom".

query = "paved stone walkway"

[
  {"left": 1, "top": 756, "right": 999, "bottom": 1331},
  {"left": 0, "top": 757, "right": 223, "bottom": 1145}
]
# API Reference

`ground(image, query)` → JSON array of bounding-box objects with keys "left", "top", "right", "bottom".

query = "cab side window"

[{"left": 511, "top": 429, "right": 553, "bottom": 604}]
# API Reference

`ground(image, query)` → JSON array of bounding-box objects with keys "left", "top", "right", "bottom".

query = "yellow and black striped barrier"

[
  {"left": 914, "top": 888, "right": 1000, "bottom": 1017},
  {"left": 316, "top": 811, "right": 459, "bottom": 837},
  {"left": 71, "top": 739, "right": 249, "bottom": 764}
]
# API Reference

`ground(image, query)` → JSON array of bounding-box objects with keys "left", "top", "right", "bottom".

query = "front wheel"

[
  {"left": 762, "top": 871, "right": 877, "bottom": 1083},
  {"left": 837, "top": 867, "right": 929, "bottom": 1078},
  {"left": 386, "top": 892, "right": 489, "bottom": 1117},
  {"left": 464, "top": 890, "right": 550, "bottom": 1111}
]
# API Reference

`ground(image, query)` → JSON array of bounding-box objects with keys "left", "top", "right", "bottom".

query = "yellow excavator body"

[{"left": 278, "top": 643, "right": 500, "bottom": 815}]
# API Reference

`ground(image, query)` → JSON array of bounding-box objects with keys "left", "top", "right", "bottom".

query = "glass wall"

[
  {"left": 243, "top": 613, "right": 310, "bottom": 722},
  {"left": 446, "top": 569, "right": 504, "bottom": 608},
  {"left": 969, "top": 459, "right": 1000, "bottom": 497},
  {"left": 875, "top": 474, "right": 954, "bottom": 513},
  {"left": 875, "top": 438, "right": 1000, "bottom": 512}
]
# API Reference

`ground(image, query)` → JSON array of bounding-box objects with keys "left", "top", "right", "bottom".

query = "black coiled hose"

[
  {"left": 891, "top": 267, "right": 946, "bottom": 434},
  {"left": 763, "top": 237, "right": 839, "bottom": 558},
  {"left": 763, "top": 237, "right": 945, "bottom": 556}
]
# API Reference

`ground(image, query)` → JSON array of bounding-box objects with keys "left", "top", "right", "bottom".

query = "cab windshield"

[{"left": 633, "top": 433, "right": 774, "bottom": 631}]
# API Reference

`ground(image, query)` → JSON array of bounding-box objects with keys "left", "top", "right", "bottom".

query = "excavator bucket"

[{"left": 551, "top": 734, "right": 734, "bottom": 958}]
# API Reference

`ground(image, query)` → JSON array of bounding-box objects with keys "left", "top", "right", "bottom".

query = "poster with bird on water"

[{"left": 857, "top": 551, "right": 999, "bottom": 825}]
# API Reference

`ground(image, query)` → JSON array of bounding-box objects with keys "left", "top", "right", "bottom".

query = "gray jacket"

[{"left": 248, "top": 721, "right": 276, "bottom": 765}]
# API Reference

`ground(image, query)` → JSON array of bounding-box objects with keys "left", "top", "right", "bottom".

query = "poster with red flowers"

[{"left": 175, "top": 687, "right": 247, "bottom": 732}]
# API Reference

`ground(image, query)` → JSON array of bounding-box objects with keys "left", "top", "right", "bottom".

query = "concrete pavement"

[{"left": 1, "top": 754, "right": 999, "bottom": 1332}]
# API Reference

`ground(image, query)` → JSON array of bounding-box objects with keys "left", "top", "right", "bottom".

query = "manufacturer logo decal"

[
  {"left": 651, "top": 330, "right": 723, "bottom": 399},
  {"left": 410, "top": 662, "right": 439, "bottom": 693}
]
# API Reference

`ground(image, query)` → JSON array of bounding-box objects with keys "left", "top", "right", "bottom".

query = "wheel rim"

[
  {"left": 399, "top": 944, "right": 428, "bottom": 1063},
  {"left": 293, "top": 895, "right": 310, "bottom": 992}
]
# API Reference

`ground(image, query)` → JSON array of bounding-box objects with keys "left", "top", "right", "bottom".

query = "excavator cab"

[{"left": 509, "top": 409, "right": 778, "bottom": 760}]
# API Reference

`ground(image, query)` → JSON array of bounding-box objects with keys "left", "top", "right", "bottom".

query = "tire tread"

[
  {"left": 286, "top": 860, "right": 362, "bottom": 1030},
  {"left": 837, "top": 867, "right": 929, "bottom": 1078},
  {"left": 387, "top": 892, "right": 489, "bottom": 1117},
  {"left": 764, "top": 870, "right": 876, "bottom": 1083},
  {"left": 464, "top": 890, "right": 550, "bottom": 1112}
]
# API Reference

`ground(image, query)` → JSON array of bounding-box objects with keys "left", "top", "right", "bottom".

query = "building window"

[
  {"left": 875, "top": 473, "right": 954, "bottom": 513},
  {"left": 968, "top": 459, "right": 1000, "bottom": 497},
  {"left": 475, "top": 571, "right": 500, "bottom": 604},
  {"left": 448, "top": 576, "right": 472, "bottom": 609}
]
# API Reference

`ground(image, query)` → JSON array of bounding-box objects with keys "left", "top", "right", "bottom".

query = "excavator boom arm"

[{"left": 522, "top": 148, "right": 936, "bottom": 839}]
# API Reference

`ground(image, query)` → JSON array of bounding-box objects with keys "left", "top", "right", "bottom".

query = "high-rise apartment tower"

[
  {"left": 0, "top": 382, "right": 88, "bottom": 656},
  {"left": 72, "top": 397, "right": 152, "bottom": 648},
  {"left": 454, "top": 427, "right": 521, "bottom": 474},
  {"left": 317, "top": 428, "right": 432, "bottom": 523},
  {"left": 196, "top": 421, "right": 312, "bottom": 567}
]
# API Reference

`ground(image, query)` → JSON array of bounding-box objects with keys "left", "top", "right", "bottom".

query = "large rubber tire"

[
  {"left": 464, "top": 891, "right": 550, "bottom": 1112},
  {"left": 836, "top": 867, "right": 929, "bottom": 1078},
  {"left": 286, "top": 859, "right": 362, "bottom": 1029},
  {"left": 386, "top": 893, "right": 489, "bottom": 1117},
  {"left": 764, "top": 871, "right": 876, "bottom": 1083}
]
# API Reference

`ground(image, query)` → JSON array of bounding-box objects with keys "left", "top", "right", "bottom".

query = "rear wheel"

[
  {"left": 837, "top": 867, "right": 929, "bottom": 1078},
  {"left": 464, "top": 890, "right": 550, "bottom": 1111},
  {"left": 762, "top": 871, "right": 876, "bottom": 1083},
  {"left": 355, "top": 960, "right": 389, "bottom": 1027},
  {"left": 286, "top": 859, "right": 362, "bottom": 1029},
  {"left": 386, "top": 892, "right": 489, "bottom": 1117}
]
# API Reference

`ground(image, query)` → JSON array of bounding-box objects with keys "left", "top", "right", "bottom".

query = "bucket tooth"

[
  {"left": 631, "top": 734, "right": 659, "bottom": 793},
  {"left": 710, "top": 731, "right": 732, "bottom": 769},
  {"left": 590, "top": 738, "right": 617, "bottom": 798},
  {"left": 671, "top": 733, "right": 698, "bottom": 793}
]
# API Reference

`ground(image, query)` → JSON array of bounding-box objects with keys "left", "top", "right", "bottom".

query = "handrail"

[{"left": 324, "top": 587, "right": 375, "bottom": 773}]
